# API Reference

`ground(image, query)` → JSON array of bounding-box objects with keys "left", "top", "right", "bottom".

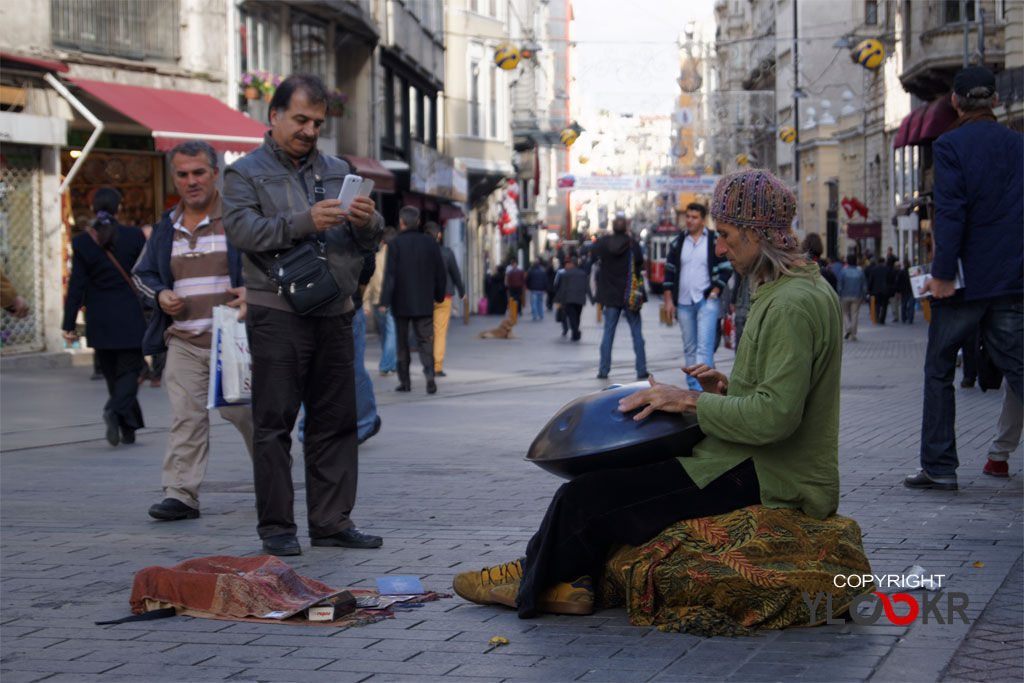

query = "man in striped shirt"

[{"left": 134, "top": 140, "right": 253, "bottom": 522}]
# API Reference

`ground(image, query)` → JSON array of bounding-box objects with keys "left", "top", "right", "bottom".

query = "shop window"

[
  {"left": 865, "top": 0, "right": 878, "bottom": 25},
  {"left": 51, "top": 0, "right": 178, "bottom": 61},
  {"left": 239, "top": 5, "right": 283, "bottom": 76}
]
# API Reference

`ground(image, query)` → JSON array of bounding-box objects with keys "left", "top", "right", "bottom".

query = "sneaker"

[
  {"left": 490, "top": 575, "right": 595, "bottom": 615},
  {"left": 983, "top": 459, "right": 1009, "bottom": 477},
  {"left": 380, "top": 370, "right": 395, "bottom": 377},
  {"left": 452, "top": 559, "right": 524, "bottom": 605},
  {"left": 904, "top": 470, "right": 958, "bottom": 490},
  {"left": 148, "top": 498, "right": 199, "bottom": 521},
  {"left": 435, "top": 370, "right": 447, "bottom": 377},
  {"left": 596, "top": 373, "right": 609, "bottom": 379}
]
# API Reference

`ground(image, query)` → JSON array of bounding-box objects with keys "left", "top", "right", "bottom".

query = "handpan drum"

[{"left": 526, "top": 382, "right": 705, "bottom": 480}]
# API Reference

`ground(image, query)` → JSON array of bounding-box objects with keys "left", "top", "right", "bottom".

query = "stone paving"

[{"left": 1, "top": 301, "right": 1021, "bottom": 682}]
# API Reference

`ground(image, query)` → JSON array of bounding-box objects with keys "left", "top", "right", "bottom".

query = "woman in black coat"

[{"left": 62, "top": 188, "right": 147, "bottom": 446}]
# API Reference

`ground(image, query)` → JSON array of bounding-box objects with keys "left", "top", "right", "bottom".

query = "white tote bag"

[{"left": 206, "top": 305, "right": 252, "bottom": 408}]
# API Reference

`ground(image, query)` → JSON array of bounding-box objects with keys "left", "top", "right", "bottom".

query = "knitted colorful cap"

[{"left": 710, "top": 169, "right": 796, "bottom": 232}]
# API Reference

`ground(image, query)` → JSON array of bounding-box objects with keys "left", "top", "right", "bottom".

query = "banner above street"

[{"left": 557, "top": 174, "right": 720, "bottom": 193}]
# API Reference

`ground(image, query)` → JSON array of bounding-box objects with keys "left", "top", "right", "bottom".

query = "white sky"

[{"left": 572, "top": 0, "right": 716, "bottom": 117}]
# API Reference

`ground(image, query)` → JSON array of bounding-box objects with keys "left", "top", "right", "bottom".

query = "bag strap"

[{"left": 87, "top": 226, "right": 146, "bottom": 315}]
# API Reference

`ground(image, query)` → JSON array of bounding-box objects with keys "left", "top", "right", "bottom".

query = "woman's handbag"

[{"left": 267, "top": 238, "right": 340, "bottom": 315}]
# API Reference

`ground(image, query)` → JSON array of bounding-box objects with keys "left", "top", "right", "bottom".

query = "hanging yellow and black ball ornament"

[
  {"left": 779, "top": 126, "right": 796, "bottom": 143},
  {"left": 735, "top": 153, "right": 749, "bottom": 167},
  {"left": 494, "top": 43, "right": 521, "bottom": 71},
  {"left": 851, "top": 39, "right": 885, "bottom": 70},
  {"left": 560, "top": 128, "right": 579, "bottom": 147}
]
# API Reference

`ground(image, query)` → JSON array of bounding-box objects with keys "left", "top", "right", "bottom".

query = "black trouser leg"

[
  {"left": 516, "top": 458, "right": 760, "bottom": 618},
  {"left": 565, "top": 303, "right": 582, "bottom": 340},
  {"left": 95, "top": 348, "right": 145, "bottom": 429},
  {"left": 394, "top": 316, "right": 412, "bottom": 389},
  {"left": 411, "top": 316, "right": 434, "bottom": 376},
  {"left": 302, "top": 312, "right": 358, "bottom": 538}
]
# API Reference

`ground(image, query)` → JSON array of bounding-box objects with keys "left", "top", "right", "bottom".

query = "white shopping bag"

[{"left": 206, "top": 305, "right": 251, "bottom": 408}]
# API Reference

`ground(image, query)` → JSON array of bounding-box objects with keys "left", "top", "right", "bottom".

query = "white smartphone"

[
  {"left": 358, "top": 177, "right": 375, "bottom": 197},
  {"left": 337, "top": 174, "right": 363, "bottom": 211}
]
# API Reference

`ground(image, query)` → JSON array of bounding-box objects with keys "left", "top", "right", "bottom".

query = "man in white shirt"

[{"left": 662, "top": 203, "right": 733, "bottom": 391}]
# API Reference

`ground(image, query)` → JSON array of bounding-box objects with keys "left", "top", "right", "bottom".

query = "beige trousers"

[
  {"left": 840, "top": 297, "right": 862, "bottom": 340},
  {"left": 162, "top": 336, "right": 254, "bottom": 509},
  {"left": 433, "top": 297, "right": 452, "bottom": 372}
]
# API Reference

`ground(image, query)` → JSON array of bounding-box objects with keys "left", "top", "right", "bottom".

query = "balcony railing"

[{"left": 51, "top": 0, "right": 179, "bottom": 61}]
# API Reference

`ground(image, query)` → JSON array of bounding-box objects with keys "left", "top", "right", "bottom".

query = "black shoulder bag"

[{"left": 266, "top": 173, "right": 341, "bottom": 315}]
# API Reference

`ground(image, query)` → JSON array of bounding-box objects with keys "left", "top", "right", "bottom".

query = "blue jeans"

[
  {"left": 678, "top": 297, "right": 720, "bottom": 391},
  {"left": 352, "top": 308, "right": 377, "bottom": 440},
  {"left": 373, "top": 307, "right": 396, "bottom": 373},
  {"left": 920, "top": 295, "right": 1023, "bottom": 477},
  {"left": 901, "top": 295, "right": 916, "bottom": 323},
  {"left": 599, "top": 306, "right": 647, "bottom": 377},
  {"left": 300, "top": 308, "right": 378, "bottom": 443},
  {"left": 530, "top": 290, "right": 545, "bottom": 320}
]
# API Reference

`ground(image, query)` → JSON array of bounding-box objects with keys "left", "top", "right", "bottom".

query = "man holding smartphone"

[{"left": 223, "top": 74, "right": 383, "bottom": 557}]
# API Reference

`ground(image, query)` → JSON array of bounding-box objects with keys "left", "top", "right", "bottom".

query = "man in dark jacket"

[
  {"left": 866, "top": 258, "right": 890, "bottom": 324},
  {"left": 526, "top": 261, "right": 548, "bottom": 321},
  {"left": 593, "top": 215, "right": 647, "bottom": 380},
  {"left": 906, "top": 66, "right": 1023, "bottom": 490},
  {"left": 380, "top": 206, "right": 446, "bottom": 394},
  {"left": 554, "top": 257, "right": 589, "bottom": 341},
  {"left": 663, "top": 203, "right": 733, "bottom": 390},
  {"left": 134, "top": 140, "right": 253, "bottom": 523},
  {"left": 223, "top": 74, "right": 384, "bottom": 557},
  {"left": 424, "top": 221, "right": 465, "bottom": 377}
]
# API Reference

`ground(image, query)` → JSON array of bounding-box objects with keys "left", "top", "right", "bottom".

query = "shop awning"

[
  {"left": 893, "top": 97, "right": 958, "bottom": 149},
  {"left": 69, "top": 78, "right": 266, "bottom": 153},
  {"left": 341, "top": 154, "right": 395, "bottom": 193},
  {"left": 1, "top": 52, "right": 68, "bottom": 73}
]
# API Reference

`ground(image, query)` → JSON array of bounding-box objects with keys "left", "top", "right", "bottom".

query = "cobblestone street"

[{"left": 2, "top": 303, "right": 1021, "bottom": 682}]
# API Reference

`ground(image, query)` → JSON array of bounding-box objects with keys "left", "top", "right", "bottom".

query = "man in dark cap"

[
  {"left": 452, "top": 169, "right": 844, "bottom": 618},
  {"left": 905, "top": 66, "right": 1023, "bottom": 490}
]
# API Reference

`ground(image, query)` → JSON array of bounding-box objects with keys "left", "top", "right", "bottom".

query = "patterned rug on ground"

[
  {"left": 128, "top": 555, "right": 444, "bottom": 627},
  {"left": 598, "top": 505, "right": 874, "bottom": 637}
]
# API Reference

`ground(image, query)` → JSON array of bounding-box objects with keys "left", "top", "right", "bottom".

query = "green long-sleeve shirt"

[{"left": 680, "top": 264, "right": 843, "bottom": 520}]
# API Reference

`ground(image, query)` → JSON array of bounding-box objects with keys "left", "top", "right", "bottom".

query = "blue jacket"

[
  {"left": 932, "top": 119, "right": 1023, "bottom": 301},
  {"left": 62, "top": 224, "right": 147, "bottom": 349},
  {"left": 836, "top": 265, "right": 868, "bottom": 299},
  {"left": 132, "top": 205, "right": 244, "bottom": 355}
]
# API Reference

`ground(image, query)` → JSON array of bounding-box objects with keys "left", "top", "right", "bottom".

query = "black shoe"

[
  {"left": 262, "top": 533, "right": 302, "bottom": 556},
  {"left": 596, "top": 373, "right": 608, "bottom": 379},
  {"left": 103, "top": 410, "right": 120, "bottom": 446},
  {"left": 427, "top": 377, "right": 437, "bottom": 394},
  {"left": 148, "top": 498, "right": 200, "bottom": 521},
  {"left": 358, "top": 416, "right": 382, "bottom": 445},
  {"left": 435, "top": 370, "right": 446, "bottom": 377},
  {"left": 395, "top": 383, "right": 411, "bottom": 392},
  {"left": 121, "top": 427, "right": 136, "bottom": 444},
  {"left": 904, "top": 471, "right": 958, "bottom": 490},
  {"left": 637, "top": 373, "right": 650, "bottom": 381},
  {"left": 311, "top": 528, "right": 383, "bottom": 549}
]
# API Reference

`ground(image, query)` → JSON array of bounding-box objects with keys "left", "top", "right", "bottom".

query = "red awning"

[
  {"left": 440, "top": 204, "right": 465, "bottom": 221},
  {"left": 69, "top": 78, "right": 266, "bottom": 154},
  {"left": 894, "top": 97, "right": 958, "bottom": 149},
  {"left": 918, "top": 97, "right": 958, "bottom": 143},
  {"left": 1, "top": 52, "right": 68, "bottom": 73},
  {"left": 341, "top": 155, "right": 395, "bottom": 193}
]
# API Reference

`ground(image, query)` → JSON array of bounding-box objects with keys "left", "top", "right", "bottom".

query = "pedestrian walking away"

[
  {"left": 133, "top": 140, "right": 254, "bottom": 522},
  {"left": 526, "top": 260, "right": 548, "bottom": 321},
  {"left": 906, "top": 65, "right": 1023, "bottom": 490},
  {"left": 837, "top": 254, "right": 868, "bottom": 341},
  {"left": 62, "top": 187, "right": 147, "bottom": 447},
  {"left": 424, "top": 221, "right": 466, "bottom": 377},
  {"left": 364, "top": 225, "right": 398, "bottom": 376},
  {"left": 379, "top": 206, "right": 446, "bottom": 394},
  {"left": 222, "top": 73, "right": 384, "bottom": 557},
  {"left": 553, "top": 258, "right": 589, "bottom": 342},
  {"left": 593, "top": 214, "right": 648, "bottom": 380},
  {"left": 663, "top": 202, "right": 733, "bottom": 390}
]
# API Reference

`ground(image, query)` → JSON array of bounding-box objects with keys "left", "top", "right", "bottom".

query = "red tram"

[{"left": 644, "top": 221, "right": 678, "bottom": 295}]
